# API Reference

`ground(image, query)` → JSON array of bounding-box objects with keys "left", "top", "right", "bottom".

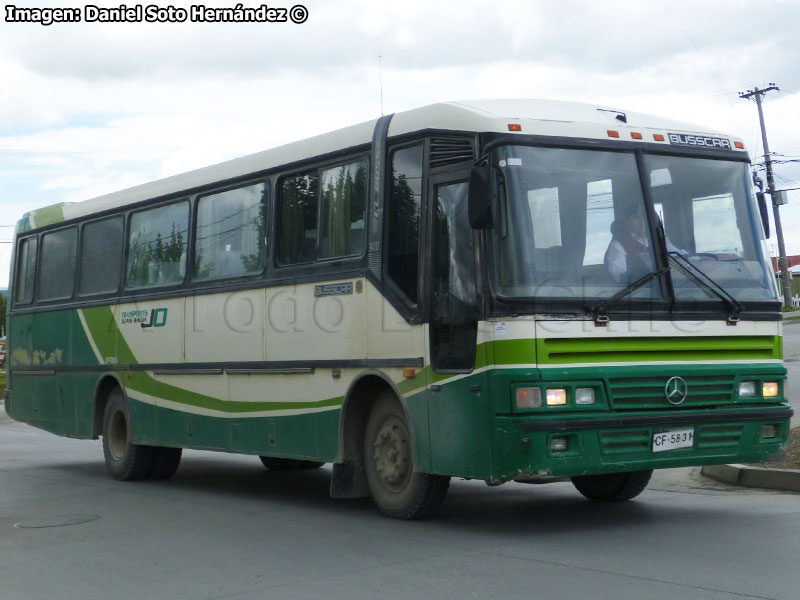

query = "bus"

[{"left": 4, "top": 99, "right": 793, "bottom": 519}]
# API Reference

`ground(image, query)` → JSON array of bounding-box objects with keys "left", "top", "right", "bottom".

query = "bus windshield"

[
  {"left": 490, "top": 145, "right": 777, "bottom": 303},
  {"left": 644, "top": 153, "right": 777, "bottom": 302}
]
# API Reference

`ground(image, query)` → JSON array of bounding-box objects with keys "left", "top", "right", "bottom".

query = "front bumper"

[{"left": 493, "top": 405, "right": 793, "bottom": 480}]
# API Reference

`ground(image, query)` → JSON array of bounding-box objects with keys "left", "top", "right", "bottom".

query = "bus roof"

[{"left": 19, "top": 98, "right": 745, "bottom": 230}]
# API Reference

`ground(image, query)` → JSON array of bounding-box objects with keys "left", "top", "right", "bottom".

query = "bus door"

[{"left": 426, "top": 172, "right": 491, "bottom": 478}]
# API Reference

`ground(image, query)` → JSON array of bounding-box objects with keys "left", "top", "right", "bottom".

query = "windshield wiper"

[
  {"left": 668, "top": 252, "right": 743, "bottom": 325},
  {"left": 593, "top": 266, "right": 669, "bottom": 326}
]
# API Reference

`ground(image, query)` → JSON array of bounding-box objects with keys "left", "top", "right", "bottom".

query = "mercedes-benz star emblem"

[{"left": 664, "top": 376, "right": 688, "bottom": 405}]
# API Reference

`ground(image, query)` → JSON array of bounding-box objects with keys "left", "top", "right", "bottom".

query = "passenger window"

[
  {"left": 195, "top": 182, "right": 268, "bottom": 280},
  {"left": 278, "top": 159, "right": 368, "bottom": 265},
  {"left": 80, "top": 217, "right": 123, "bottom": 295},
  {"left": 386, "top": 145, "right": 423, "bottom": 303},
  {"left": 39, "top": 228, "right": 78, "bottom": 300},
  {"left": 15, "top": 237, "right": 38, "bottom": 304},
  {"left": 319, "top": 161, "right": 367, "bottom": 259},
  {"left": 127, "top": 201, "right": 189, "bottom": 288},
  {"left": 278, "top": 172, "right": 319, "bottom": 265}
]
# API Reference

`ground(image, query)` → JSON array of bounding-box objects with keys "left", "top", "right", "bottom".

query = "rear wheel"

[
  {"left": 148, "top": 447, "right": 182, "bottom": 480},
  {"left": 364, "top": 395, "right": 449, "bottom": 519},
  {"left": 102, "top": 389, "right": 155, "bottom": 481},
  {"left": 299, "top": 461, "right": 325, "bottom": 469},
  {"left": 571, "top": 470, "right": 653, "bottom": 501}
]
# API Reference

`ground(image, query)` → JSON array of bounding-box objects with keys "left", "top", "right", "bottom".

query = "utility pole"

[{"left": 740, "top": 84, "right": 792, "bottom": 307}]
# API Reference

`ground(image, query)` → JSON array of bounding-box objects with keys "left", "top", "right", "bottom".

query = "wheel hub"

[
  {"left": 108, "top": 409, "right": 128, "bottom": 460},
  {"left": 373, "top": 423, "right": 411, "bottom": 490}
]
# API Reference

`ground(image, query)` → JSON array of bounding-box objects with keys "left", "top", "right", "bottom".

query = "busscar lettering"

[
  {"left": 314, "top": 282, "right": 354, "bottom": 297},
  {"left": 4, "top": 5, "right": 81, "bottom": 26},
  {"left": 667, "top": 133, "right": 732, "bottom": 150}
]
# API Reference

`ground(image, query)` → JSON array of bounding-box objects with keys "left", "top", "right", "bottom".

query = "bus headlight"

[
  {"left": 762, "top": 382, "right": 779, "bottom": 398},
  {"left": 516, "top": 387, "right": 542, "bottom": 409},
  {"left": 546, "top": 388, "right": 567, "bottom": 406},
  {"left": 738, "top": 381, "right": 757, "bottom": 397},
  {"left": 575, "top": 388, "right": 596, "bottom": 405}
]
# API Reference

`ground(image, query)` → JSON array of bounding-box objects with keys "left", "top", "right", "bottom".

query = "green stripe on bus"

[
  {"left": 535, "top": 335, "right": 781, "bottom": 364},
  {"left": 395, "top": 334, "right": 780, "bottom": 395},
  {"left": 80, "top": 306, "right": 343, "bottom": 414},
  {"left": 32, "top": 203, "right": 66, "bottom": 228}
]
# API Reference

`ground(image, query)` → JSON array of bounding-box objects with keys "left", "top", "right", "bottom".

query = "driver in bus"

[
  {"left": 604, "top": 212, "right": 651, "bottom": 283},
  {"left": 605, "top": 212, "right": 687, "bottom": 283}
]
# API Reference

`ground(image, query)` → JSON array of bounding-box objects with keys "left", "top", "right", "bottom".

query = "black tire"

[
  {"left": 101, "top": 388, "right": 155, "bottom": 481},
  {"left": 299, "top": 461, "right": 325, "bottom": 469},
  {"left": 364, "top": 394, "right": 450, "bottom": 520},
  {"left": 259, "top": 456, "right": 305, "bottom": 470},
  {"left": 571, "top": 470, "right": 653, "bottom": 501},
  {"left": 148, "top": 447, "right": 182, "bottom": 480}
]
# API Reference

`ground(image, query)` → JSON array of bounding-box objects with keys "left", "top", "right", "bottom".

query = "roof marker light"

[
  {"left": 734, "top": 141, "right": 745, "bottom": 149},
  {"left": 607, "top": 130, "right": 620, "bottom": 138},
  {"left": 631, "top": 132, "right": 643, "bottom": 140},
  {"left": 653, "top": 134, "right": 665, "bottom": 142},
  {"left": 508, "top": 123, "right": 522, "bottom": 132}
]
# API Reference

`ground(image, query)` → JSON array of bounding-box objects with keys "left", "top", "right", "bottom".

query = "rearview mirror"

[
  {"left": 757, "top": 192, "right": 770, "bottom": 238},
  {"left": 468, "top": 164, "right": 493, "bottom": 229}
]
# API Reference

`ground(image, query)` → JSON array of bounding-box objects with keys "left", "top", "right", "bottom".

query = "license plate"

[{"left": 652, "top": 428, "right": 694, "bottom": 452}]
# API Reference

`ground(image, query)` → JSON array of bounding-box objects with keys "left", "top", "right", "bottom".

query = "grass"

[{"left": 751, "top": 428, "right": 800, "bottom": 470}]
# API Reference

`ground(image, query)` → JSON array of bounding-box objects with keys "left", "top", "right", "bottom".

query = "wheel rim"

[
  {"left": 108, "top": 408, "right": 128, "bottom": 460},
  {"left": 372, "top": 417, "right": 412, "bottom": 493}
]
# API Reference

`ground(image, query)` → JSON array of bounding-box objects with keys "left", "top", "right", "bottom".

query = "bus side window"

[
  {"left": 319, "top": 161, "right": 367, "bottom": 260},
  {"left": 80, "top": 216, "right": 124, "bottom": 295},
  {"left": 386, "top": 144, "right": 423, "bottom": 303},
  {"left": 278, "top": 172, "right": 319, "bottom": 265},
  {"left": 195, "top": 182, "right": 268, "bottom": 281},
  {"left": 38, "top": 228, "right": 78, "bottom": 301},
  {"left": 15, "top": 237, "right": 38, "bottom": 304},
  {"left": 127, "top": 201, "right": 189, "bottom": 288}
]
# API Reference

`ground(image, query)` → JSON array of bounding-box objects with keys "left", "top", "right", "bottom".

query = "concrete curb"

[
  {"left": 0, "top": 402, "right": 12, "bottom": 425},
  {"left": 701, "top": 464, "right": 800, "bottom": 493}
]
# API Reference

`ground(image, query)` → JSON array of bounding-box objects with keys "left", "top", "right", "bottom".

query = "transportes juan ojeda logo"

[{"left": 120, "top": 308, "right": 168, "bottom": 328}]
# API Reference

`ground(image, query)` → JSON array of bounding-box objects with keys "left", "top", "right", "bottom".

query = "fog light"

[
  {"left": 762, "top": 382, "right": 779, "bottom": 398},
  {"left": 761, "top": 424, "right": 778, "bottom": 439},
  {"left": 738, "top": 381, "right": 757, "bottom": 397},
  {"left": 516, "top": 387, "right": 542, "bottom": 409},
  {"left": 546, "top": 388, "right": 567, "bottom": 406},
  {"left": 575, "top": 387, "right": 596, "bottom": 405},
  {"left": 550, "top": 436, "right": 569, "bottom": 452}
]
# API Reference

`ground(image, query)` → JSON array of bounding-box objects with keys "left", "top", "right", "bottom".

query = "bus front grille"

[{"left": 608, "top": 375, "right": 735, "bottom": 410}]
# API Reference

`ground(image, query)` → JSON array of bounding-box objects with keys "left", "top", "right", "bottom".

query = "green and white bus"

[{"left": 4, "top": 99, "right": 793, "bottom": 519}]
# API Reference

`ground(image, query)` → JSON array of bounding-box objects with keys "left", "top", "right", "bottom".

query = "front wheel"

[
  {"left": 364, "top": 395, "right": 449, "bottom": 520},
  {"left": 102, "top": 388, "right": 155, "bottom": 481},
  {"left": 571, "top": 470, "right": 653, "bottom": 501}
]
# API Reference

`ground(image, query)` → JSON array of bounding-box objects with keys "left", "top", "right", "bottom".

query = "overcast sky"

[{"left": 1, "top": 0, "right": 799, "bottom": 288}]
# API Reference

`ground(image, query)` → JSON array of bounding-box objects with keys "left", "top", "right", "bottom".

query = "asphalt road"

[{"left": 1, "top": 418, "right": 799, "bottom": 600}]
